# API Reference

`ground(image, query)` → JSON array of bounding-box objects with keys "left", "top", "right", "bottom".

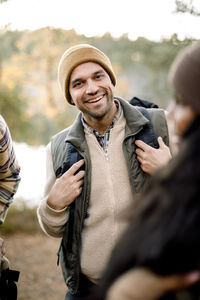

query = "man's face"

[{"left": 69, "top": 62, "right": 115, "bottom": 125}]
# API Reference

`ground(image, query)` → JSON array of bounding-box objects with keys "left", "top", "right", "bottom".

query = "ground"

[{"left": 4, "top": 232, "right": 67, "bottom": 300}]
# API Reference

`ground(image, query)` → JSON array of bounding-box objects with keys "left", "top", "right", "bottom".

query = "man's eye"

[
  {"left": 96, "top": 74, "right": 104, "bottom": 79},
  {"left": 73, "top": 82, "right": 82, "bottom": 88}
]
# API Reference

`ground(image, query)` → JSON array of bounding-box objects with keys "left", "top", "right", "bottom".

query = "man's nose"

[{"left": 86, "top": 79, "right": 98, "bottom": 94}]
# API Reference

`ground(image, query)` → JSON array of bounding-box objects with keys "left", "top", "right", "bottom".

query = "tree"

[
  {"left": 0, "top": 85, "right": 32, "bottom": 143},
  {"left": 0, "top": 0, "right": 9, "bottom": 3},
  {"left": 175, "top": 0, "right": 200, "bottom": 16}
]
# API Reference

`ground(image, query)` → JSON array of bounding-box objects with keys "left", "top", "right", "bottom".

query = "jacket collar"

[
  {"left": 65, "top": 97, "right": 149, "bottom": 147},
  {"left": 65, "top": 113, "right": 85, "bottom": 150},
  {"left": 115, "top": 97, "right": 149, "bottom": 136}
]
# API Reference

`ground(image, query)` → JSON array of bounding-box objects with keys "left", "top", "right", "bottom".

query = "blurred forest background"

[
  {"left": 0, "top": 28, "right": 195, "bottom": 146},
  {"left": 0, "top": 0, "right": 199, "bottom": 298}
]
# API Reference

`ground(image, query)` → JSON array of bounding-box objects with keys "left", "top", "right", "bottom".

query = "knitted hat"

[
  {"left": 58, "top": 44, "right": 117, "bottom": 104},
  {"left": 169, "top": 41, "right": 200, "bottom": 114}
]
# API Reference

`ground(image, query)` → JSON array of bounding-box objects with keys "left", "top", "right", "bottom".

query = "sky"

[
  {"left": 14, "top": 143, "right": 46, "bottom": 207},
  {"left": 0, "top": 0, "right": 200, "bottom": 41}
]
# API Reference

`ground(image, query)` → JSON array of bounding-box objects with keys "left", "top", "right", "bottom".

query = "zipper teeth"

[
  {"left": 71, "top": 147, "right": 88, "bottom": 220},
  {"left": 82, "top": 130, "right": 142, "bottom": 217},
  {"left": 79, "top": 152, "right": 89, "bottom": 219}
]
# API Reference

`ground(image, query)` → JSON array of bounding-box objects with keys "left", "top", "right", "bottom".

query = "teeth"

[{"left": 88, "top": 96, "right": 103, "bottom": 103}]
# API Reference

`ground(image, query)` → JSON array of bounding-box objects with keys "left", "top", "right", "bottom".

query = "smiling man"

[{"left": 37, "top": 44, "right": 171, "bottom": 300}]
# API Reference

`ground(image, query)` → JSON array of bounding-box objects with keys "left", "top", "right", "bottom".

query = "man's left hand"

[{"left": 135, "top": 137, "right": 172, "bottom": 175}]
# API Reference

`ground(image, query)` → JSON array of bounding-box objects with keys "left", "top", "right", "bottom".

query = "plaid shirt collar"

[{"left": 81, "top": 99, "right": 122, "bottom": 152}]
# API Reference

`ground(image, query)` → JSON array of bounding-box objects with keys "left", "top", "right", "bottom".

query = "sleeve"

[
  {"left": 106, "top": 269, "right": 167, "bottom": 300},
  {"left": 37, "top": 142, "right": 69, "bottom": 238},
  {"left": 0, "top": 115, "right": 21, "bottom": 224}
]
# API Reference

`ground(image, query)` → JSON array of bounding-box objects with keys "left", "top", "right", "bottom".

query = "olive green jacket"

[{"left": 51, "top": 97, "right": 169, "bottom": 294}]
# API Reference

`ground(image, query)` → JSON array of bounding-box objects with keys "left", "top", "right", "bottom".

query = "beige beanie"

[
  {"left": 58, "top": 44, "right": 117, "bottom": 104},
  {"left": 169, "top": 41, "right": 200, "bottom": 114}
]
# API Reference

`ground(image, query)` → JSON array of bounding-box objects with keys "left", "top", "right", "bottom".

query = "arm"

[
  {"left": 106, "top": 268, "right": 200, "bottom": 300},
  {"left": 37, "top": 142, "right": 85, "bottom": 237},
  {"left": 135, "top": 137, "right": 172, "bottom": 175},
  {"left": 0, "top": 115, "right": 20, "bottom": 224}
]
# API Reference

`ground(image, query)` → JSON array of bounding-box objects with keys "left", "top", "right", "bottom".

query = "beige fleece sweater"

[{"left": 37, "top": 112, "right": 133, "bottom": 282}]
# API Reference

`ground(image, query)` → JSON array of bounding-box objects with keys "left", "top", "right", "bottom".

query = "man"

[{"left": 37, "top": 44, "right": 171, "bottom": 300}]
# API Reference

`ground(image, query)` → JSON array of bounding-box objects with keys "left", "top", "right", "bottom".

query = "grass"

[{"left": 0, "top": 200, "right": 41, "bottom": 235}]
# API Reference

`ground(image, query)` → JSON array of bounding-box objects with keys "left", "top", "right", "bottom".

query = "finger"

[
  {"left": 75, "top": 170, "right": 85, "bottom": 181},
  {"left": 77, "top": 179, "right": 84, "bottom": 188},
  {"left": 135, "top": 140, "right": 150, "bottom": 151},
  {"left": 137, "top": 156, "right": 143, "bottom": 164},
  {"left": 135, "top": 148, "right": 144, "bottom": 156},
  {"left": 136, "top": 148, "right": 148, "bottom": 161},
  {"left": 157, "top": 136, "right": 165, "bottom": 148},
  {"left": 68, "top": 159, "right": 85, "bottom": 175}
]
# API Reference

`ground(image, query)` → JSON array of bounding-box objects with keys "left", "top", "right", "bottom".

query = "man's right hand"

[{"left": 47, "top": 159, "right": 85, "bottom": 210}]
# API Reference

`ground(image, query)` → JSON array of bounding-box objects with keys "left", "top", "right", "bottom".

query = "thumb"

[{"left": 157, "top": 137, "right": 166, "bottom": 149}]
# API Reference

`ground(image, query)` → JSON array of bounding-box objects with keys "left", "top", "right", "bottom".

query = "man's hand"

[
  {"left": 135, "top": 137, "right": 172, "bottom": 175},
  {"left": 47, "top": 159, "right": 85, "bottom": 210}
]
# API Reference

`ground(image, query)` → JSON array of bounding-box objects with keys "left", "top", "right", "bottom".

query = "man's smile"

[{"left": 86, "top": 94, "right": 105, "bottom": 104}]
